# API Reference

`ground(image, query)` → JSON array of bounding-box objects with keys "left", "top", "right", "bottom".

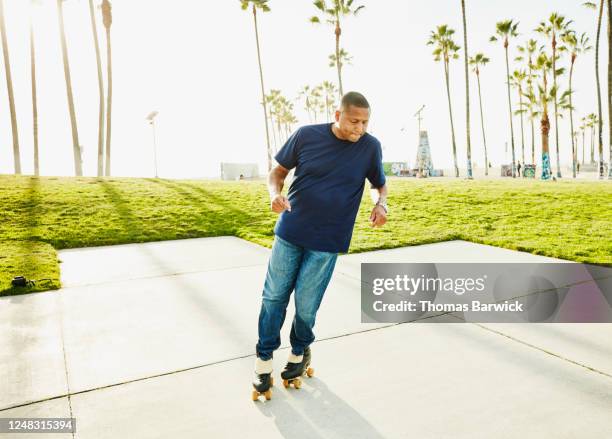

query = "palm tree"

[
  {"left": 461, "top": 0, "right": 473, "bottom": 179},
  {"left": 328, "top": 48, "right": 352, "bottom": 88},
  {"left": 579, "top": 117, "right": 587, "bottom": 164},
  {"left": 265, "top": 89, "right": 281, "bottom": 151},
  {"left": 89, "top": 0, "right": 105, "bottom": 177},
  {"left": 533, "top": 51, "right": 553, "bottom": 180},
  {"left": 279, "top": 100, "right": 297, "bottom": 139},
  {"left": 298, "top": 85, "right": 315, "bottom": 122},
  {"left": 510, "top": 69, "right": 527, "bottom": 165},
  {"left": 584, "top": 1, "right": 605, "bottom": 178},
  {"left": 272, "top": 95, "right": 292, "bottom": 144},
  {"left": 535, "top": 13, "right": 571, "bottom": 178},
  {"left": 0, "top": 0, "right": 21, "bottom": 174},
  {"left": 310, "top": 0, "right": 365, "bottom": 98},
  {"left": 320, "top": 80, "right": 338, "bottom": 122},
  {"left": 428, "top": 24, "right": 460, "bottom": 177},
  {"left": 572, "top": 130, "right": 579, "bottom": 172},
  {"left": 562, "top": 31, "right": 592, "bottom": 178},
  {"left": 587, "top": 112, "right": 598, "bottom": 163},
  {"left": 522, "top": 88, "right": 540, "bottom": 165},
  {"left": 30, "top": 0, "right": 40, "bottom": 176},
  {"left": 490, "top": 20, "right": 519, "bottom": 177},
  {"left": 516, "top": 39, "right": 540, "bottom": 165},
  {"left": 468, "top": 53, "right": 490, "bottom": 175},
  {"left": 308, "top": 85, "right": 324, "bottom": 123},
  {"left": 101, "top": 0, "right": 112, "bottom": 176},
  {"left": 240, "top": 0, "right": 273, "bottom": 172},
  {"left": 57, "top": 0, "right": 82, "bottom": 176}
]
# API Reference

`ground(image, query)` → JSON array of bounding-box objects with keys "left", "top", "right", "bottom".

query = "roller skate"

[
  {"left": 252, "top": 358, "right": 274, "bottom": 401},
  {"left": 281, "top": 346, "right": 314, "bottom": 389}
]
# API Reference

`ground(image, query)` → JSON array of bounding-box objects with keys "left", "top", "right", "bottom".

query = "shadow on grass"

[
  {"left": 145, "top": 178, "right": 272, "bottom": 233},
  {"left": 23, "top": 176, "right": 42, "bottom": 270},
  {"left": 99, "top": 180, "right": 145, "bottom": 239},
  {"left": 3, "top": 177, "right": 58, "bottom": 296}
]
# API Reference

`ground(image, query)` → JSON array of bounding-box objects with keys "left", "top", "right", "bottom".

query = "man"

[{"left": 252, "top": 91, "right": 388, "bottom": 397}]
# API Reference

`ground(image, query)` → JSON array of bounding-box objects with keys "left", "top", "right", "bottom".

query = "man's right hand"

[{"left": 270, "top": 194, "right": 292, "bottom": 214}]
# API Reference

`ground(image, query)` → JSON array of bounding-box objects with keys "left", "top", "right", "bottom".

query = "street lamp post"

[{"left": 146, "top": 111, "right": 159, "bottom": 178}]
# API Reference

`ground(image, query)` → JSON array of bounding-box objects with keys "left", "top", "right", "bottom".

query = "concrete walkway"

[{"left": 1, "top": 237, "right": 610, "bottom": 438}]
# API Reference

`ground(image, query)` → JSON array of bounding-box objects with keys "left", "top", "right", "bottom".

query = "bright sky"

[{"left": 0, "top": 0, "right": 609, "bottom": 178}]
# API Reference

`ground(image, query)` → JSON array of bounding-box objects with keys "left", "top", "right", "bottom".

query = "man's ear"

[{"left": 334, "top": 110, "right": 341, "bottom": 122}]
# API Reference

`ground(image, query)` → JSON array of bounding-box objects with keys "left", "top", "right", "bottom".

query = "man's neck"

[{"left": 331, "top": 123, "right": 348, "bottom": 141}]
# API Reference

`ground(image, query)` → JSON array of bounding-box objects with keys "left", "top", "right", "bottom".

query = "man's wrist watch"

[{"left": 376, "top": 200, "right": 388, "bottom": 214}]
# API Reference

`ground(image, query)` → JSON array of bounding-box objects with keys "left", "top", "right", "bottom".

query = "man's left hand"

[{"left": 369, "top": 205, "right": 387, "bottom": 228}]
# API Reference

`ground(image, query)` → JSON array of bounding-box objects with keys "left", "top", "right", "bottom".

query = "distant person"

[
  {"left": 251, "top": 92, "right": 388, "bottom": 400},
  {"left": 517, "top": 161, "right": 522, "bottom": 177},
  {"left": 577, "top": 163, "right": 580, "bottom": 174}
]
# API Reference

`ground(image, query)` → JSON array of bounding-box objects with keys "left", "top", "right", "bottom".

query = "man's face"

[{"left": 334, "top": 105, "right": 370, "bottom": 142}]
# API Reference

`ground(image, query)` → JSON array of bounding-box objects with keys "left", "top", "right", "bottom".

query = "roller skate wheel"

[
  {"left": 306, "top": 367, "right": 314, "bottom": 377},
  {"left": 252, "top": 390, "right": 259, "bottom": 401},
  {"left": 264, "top": 389, "right": 272, "bottom": 400},
  {"left": 294, "top": 379, "right": 302, "bottom": 389},
  {"left": 283, "top": 379, "right": 289, "bottom": 388},
  {"left": 270, "top": 377, "right": 274, "bottom": 387}
]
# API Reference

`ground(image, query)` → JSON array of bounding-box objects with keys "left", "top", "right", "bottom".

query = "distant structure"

[
  {"left": 415, "top": 130, "right": 434, "bottom": 176},
  {"left": 220, "top": 163, "right": 259, "bottom": 181},
  {"left": 413, "top": 106, "right": 435, "bottom": 177},
  {"left": 383, "top": 161, "right": 411, "bottom": 176}
]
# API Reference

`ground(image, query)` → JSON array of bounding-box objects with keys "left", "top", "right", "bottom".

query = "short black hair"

[{"left": 340, "top": 91, "right": 370, "bottom": 110}]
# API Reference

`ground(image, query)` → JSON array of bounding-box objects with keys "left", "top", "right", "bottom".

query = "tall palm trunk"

[
  {"left": 528, "top": 56, "right": 535, "bottom": 165},
  {"left": 0, "top": 0, "right": 20, "bottom": 174},
  {"left": 89, "top": 0, "right": 105, "bottom": 177},
  {"left": 504, "top": 40, "right": 517, "bottom": 177},
  {"left": 541, "top": 67, "right": 552, "bottom": 180},
  {"left": 252, "top": 5, "right": 272, "bottom": 172},
  {"left": 461, "top": 0, "right": 473, "bottom": 179},
  {"left": 57, "top": 0, "right": 82, "bottom": 176},
  {"left": 608, "top": 0, "right": 612, "bottom": 179},
  {"left": 591, "top": 125, "right": 595, "bottom": 164},
  {"left": 102, "top": 0, "right": 112, "bottom": 176},
  {"left": 531, "top": 116, "right": 535, "bottom": 165},
  {"left": 269, "top": 114, "right": 277, "bottom": 153},
  {"left": 595, "top": 0, "right": 604, "bottom": 178},
  {"left": 582, "top": 130, "right": 585, "bottom": 164},
  {"left": 552, "top": 32, "right": 562, "bottom": 178},
  {"left": 518, "top": 84, "right": 525, "bottom": 165},
  {"left": 541, "top": 113, "right": 551, "bottom": 180},
  {"left": 569, "top": 56, "right": 577, "bottom": 178},
  {"left": 443, "top": 60, "right": 459, "bottom": 177},
  {"left": 335, "top": 14, "right": 343, "bottom": 97},
  {"left": 104, "top": 24, "right": 112, "bottom": 176},
  {"left": 475, "top": 69, "right": 488, "bottom": 175},
  {"left": 30, "top": 16, "right": 39, "bottom": 176}
]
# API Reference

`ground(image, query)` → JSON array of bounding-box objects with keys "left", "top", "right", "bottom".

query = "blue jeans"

[{"left": 256, "top": 235, "right": 338, "bottom": 360}]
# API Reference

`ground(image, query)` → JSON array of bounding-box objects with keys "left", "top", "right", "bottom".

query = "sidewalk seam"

[
  {"left": 60, "top": 262, "right": 267, "bottom": 290},
  {"left": 57, "top": 289, "right": 76, "bottom": 439}
]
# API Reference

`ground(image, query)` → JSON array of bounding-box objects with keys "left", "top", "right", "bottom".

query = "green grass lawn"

[{"left": 0, "top": 174, "right": 610, "bottom": 297}]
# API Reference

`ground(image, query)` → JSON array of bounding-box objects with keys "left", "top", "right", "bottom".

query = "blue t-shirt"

[{"left": 273, "top": 123, "right": 386, "bottom": 253}]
